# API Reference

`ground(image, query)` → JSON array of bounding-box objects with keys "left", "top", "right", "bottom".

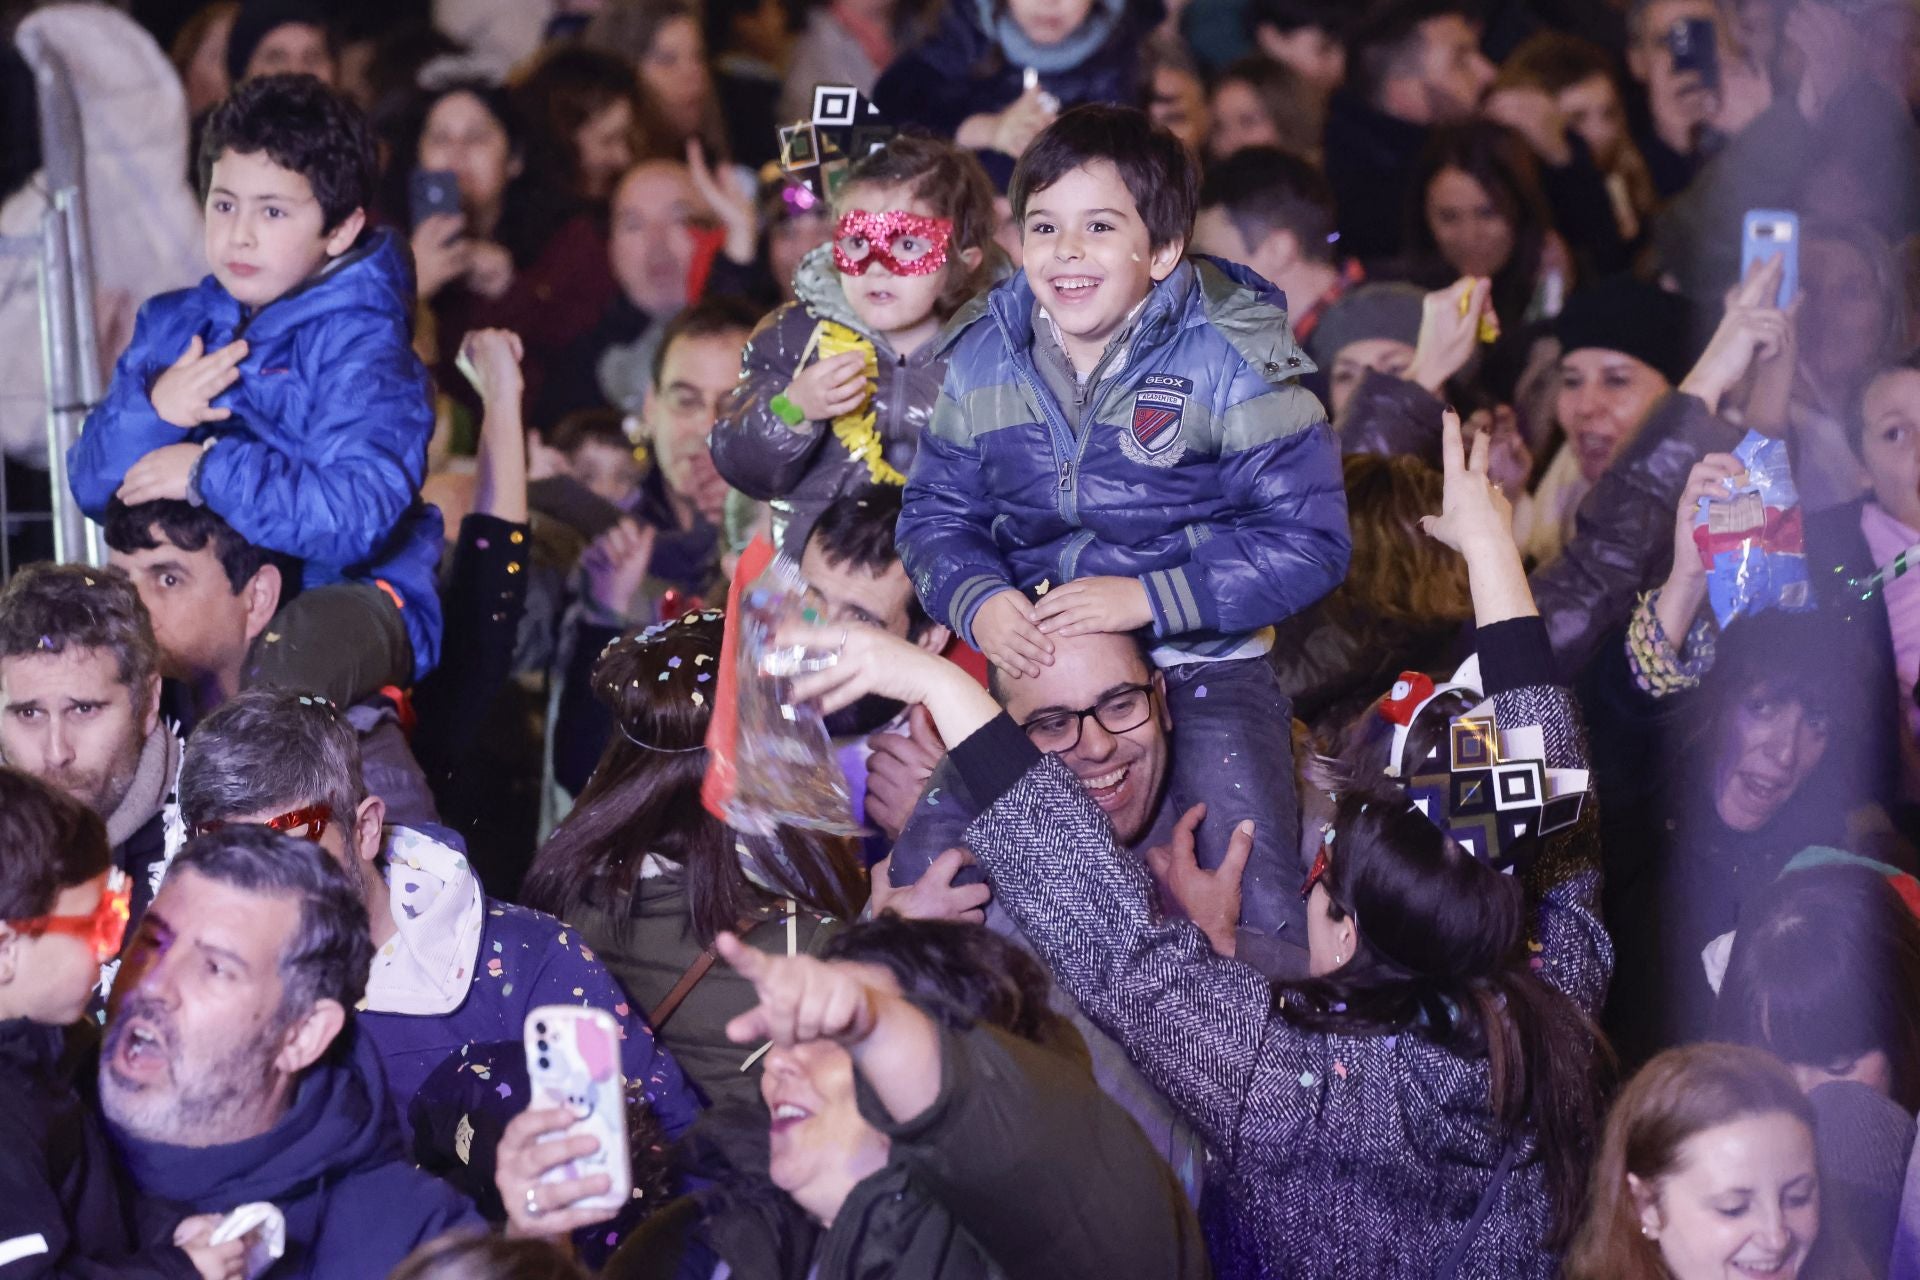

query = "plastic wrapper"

[
  {"left": 1691, "top": 430, "right": 1810, "bottom": 629},
  {"left": 716, "top": 553, "right": 860, "bottom": 843}
]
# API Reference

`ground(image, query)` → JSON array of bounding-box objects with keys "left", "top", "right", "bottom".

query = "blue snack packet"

[{"left": 1691, "top": 431, "right": 1811, "bottom": 628}]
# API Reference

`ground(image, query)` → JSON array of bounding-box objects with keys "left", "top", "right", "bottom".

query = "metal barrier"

[{"left": 4, "top": 23, "right": 105, "bottom": 575}]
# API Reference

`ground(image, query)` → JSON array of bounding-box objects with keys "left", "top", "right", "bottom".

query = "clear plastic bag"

[
  {"left": 718, "top": 553, "right": 860, "bottom": 841},
  {"left": 1692, "top": 430, "right": 1811, "bottom": 629}
]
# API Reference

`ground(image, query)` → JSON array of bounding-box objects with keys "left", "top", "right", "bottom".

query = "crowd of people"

[{"left": 2, "top": 0, "right": 1920, "bottom": 1274}]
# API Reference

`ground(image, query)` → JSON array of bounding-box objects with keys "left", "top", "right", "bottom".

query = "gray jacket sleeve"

[{"left": 1530, "top": 392, "right": 1742, "bottom": 677}]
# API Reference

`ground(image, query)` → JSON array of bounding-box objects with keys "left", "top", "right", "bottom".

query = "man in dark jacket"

[
  {"left": 99, "top": 825, "right": 481, "bottom": 1277},
  {"left": 174, "top": 688, "right": 701, "bottom": 1169},
  {"left": 0, "top": 564, "right": 184, "bottom": 1009},
  {"left": 1324, "top": 0, "right": 1496, "bottom": 264}
]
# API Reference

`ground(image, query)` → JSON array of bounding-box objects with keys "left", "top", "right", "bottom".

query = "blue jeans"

[{"left": 1159, "top": 655, "right": 1303, "bottom": 952}]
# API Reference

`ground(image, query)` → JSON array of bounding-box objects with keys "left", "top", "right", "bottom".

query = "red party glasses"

[
  {"left": 188, "top": 803, "right": 333, "bottom": 843},
  {"left": 11, "top": 868, "right": 132, "bottom": 963}
]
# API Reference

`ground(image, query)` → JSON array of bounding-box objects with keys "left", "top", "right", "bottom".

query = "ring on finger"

[{"left": 524, "top": 1186, "right": 543, "bottom": 1218}]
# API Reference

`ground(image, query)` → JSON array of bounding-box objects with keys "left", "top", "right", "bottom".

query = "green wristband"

[{"left": 770, "top": 393, "right": 806, "bottom": 427}]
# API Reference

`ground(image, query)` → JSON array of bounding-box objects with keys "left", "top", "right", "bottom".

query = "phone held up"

[
  {"left": 1667, "top": 17, "right": 1720, "bottom": 93},
  {"left": 524, "top": 1005, "right": 633, "bottom": 1214},
  {"left": 409, "top": 168, "right": 463, "bottom": 229},
  {"left": 1741, "top": 210, "right": 1799, "bottom": 310}
]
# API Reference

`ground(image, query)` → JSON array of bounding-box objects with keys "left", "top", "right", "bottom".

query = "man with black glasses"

[{"left": 888, "top": 625, "right": 1306, "bottom": 976}]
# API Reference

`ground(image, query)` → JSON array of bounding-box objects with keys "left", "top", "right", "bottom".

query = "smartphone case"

[
  {"left": 524, "top": 1005, "right": 633, "bottom": 1213},
  {"left": 1741, "top": 210, "right": 1800, "bottom": 310},
  {"left": 409, "top": 169, "right": 463, "bottom": 228}
]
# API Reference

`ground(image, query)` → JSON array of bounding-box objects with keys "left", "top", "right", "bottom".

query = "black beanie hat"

[
  {"left": 1551, "top": 277, "right": 1698, "bottom": 385},
  {"left": 225, "top": 0, "right": 333, "bottom": 84}
]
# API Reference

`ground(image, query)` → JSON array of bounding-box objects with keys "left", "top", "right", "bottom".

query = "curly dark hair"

[
  {"left": 104, "top": 499, "right": 296, "bottom": 598},
  {"left": 198, "top": 73, "right": 377, "bottom": 231}
]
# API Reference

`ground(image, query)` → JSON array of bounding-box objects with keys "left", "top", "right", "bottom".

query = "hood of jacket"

[
  {"left": 364, "top": 826, "right": 485, "bottom": 1018},
  {"left": 972, "top": 0, "right": 1126, "bottom": 72},
  {"left": 230, "top": 228, "right": 414, "bottom": 342},
  {"left": 109, "top": 1027, "right": 400, "bottom": 1216},
  {"left": 960, "top": 254, "right": 1307, "bottom": 379}
]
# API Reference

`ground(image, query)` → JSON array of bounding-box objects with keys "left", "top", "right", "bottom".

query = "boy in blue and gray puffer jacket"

[
  {"left": 898, "top": 106, "right": 1349, "bottom": 965},
  {"left": 69, "top": 74, "right": 441, "bottom": 702}
]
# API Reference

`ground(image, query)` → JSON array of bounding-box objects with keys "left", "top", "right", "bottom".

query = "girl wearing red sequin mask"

[{"left": 711, "top": 136, "right": 1003, "bottom": 555}]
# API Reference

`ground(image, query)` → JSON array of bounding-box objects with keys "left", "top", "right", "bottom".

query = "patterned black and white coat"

[{"left": 947, "top": 619, "right": 1611, "bottom": 1280}]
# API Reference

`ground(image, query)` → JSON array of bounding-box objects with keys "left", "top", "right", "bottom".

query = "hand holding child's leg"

[{"left": 973, "top": 589, "right": 1053, "bottom": 678}]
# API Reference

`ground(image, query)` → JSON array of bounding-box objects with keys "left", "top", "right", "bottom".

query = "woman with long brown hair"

[
  {"left": 1567, "top": 1043, "right": 1860, "bottom": 1280},
  {"left": 521, "top": 610, "right": 866, "bottom": 1110}
]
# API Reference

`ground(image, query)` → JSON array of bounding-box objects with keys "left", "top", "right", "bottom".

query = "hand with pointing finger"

[
  {"left": 720, "top": 932, "right": 891, "bottom": 1049},
  {"left": 1145, "top": 803, "right": 1252, "bottom": 957},
  {"left": 150, "top": 334, "right": 248, "bottom": 428}
]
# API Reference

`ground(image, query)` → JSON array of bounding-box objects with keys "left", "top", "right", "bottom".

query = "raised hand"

[
  {"left": 150, "top": 334, "right": 248, "bottom": 427},
  {"left": 1405, "top": 277, "right": 1497, "bottom": 395},
  {"left": 1419, "top": 408, "right": 1513, "bottom": 554},
  {"left": 1679, "top": 254, "right": 1792, "bottom": 416},
  {"left": 457, "top": 327, "right": 526, "bottom": 408},
  {"left": 687, "top": 138, "right": 759, "bottom": 266},
  {"left": 971, "top": 589, "right": 1054, "bottom": 678},
  {"left": 1144, "top": 802, "right": 1251, "bottom": 958},
  {"left": 411, "top": 213, "right": 470, "bottom": 301},
  {"left": 1030, "top": 575, "right": 1153, "bottom": 639},
  {"left": 719, "top": 932, "right": 888, "bottom": 1048},
  {"left": 581, "top": 518, "right": 659, "bottom": 620},
  {"left": 1654, "top": 452, "right": 1746, "bottom": 642},
  {"left": 777, "top": 620, "right": 1000, "bottom": 748}
]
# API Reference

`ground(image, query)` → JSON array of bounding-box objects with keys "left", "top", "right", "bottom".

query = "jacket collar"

[{"left": 363, "top": 826, "right": 486, "bottom": 1017}]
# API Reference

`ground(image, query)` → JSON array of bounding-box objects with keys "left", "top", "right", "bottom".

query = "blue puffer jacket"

[
  {"left": 69, "top": 229, "right": 443, "bottom": 679},
  {"left": 899, "top": 257, "right": 1348, "bottom": 658}
]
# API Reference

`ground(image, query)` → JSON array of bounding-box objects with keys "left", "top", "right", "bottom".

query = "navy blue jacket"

[
  {"left": 109, "top": 1028, "right": 481, "bottom": 1279},
  {"left": 69, "top": 229, "right": 443, "bottom": 680},
  {"left": 898, "top": 257, "right": 1348, "bottom": 656}
]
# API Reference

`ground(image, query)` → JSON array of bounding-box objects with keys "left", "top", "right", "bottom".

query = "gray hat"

[{"left": 1307, "top": 283, "right": 1424, "bottom": 368}]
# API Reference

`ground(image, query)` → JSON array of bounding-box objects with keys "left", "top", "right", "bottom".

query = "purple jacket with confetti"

[{"left": 354, "top": 826, "right": 700, "bottom": 1143}]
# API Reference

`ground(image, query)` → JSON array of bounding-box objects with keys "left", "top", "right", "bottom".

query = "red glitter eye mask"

[{"left": 833, "top": 210, "right": 953, "bottom": 277}]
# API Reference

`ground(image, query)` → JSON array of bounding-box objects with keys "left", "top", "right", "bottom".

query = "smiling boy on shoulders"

[{"left": 897, "top": 105, "right": 1349, "bottom": 960}]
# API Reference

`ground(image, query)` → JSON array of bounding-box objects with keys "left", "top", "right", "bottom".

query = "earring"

[{"left": 1641, "top": 1225, "right": 1657, "bottom": 1240}]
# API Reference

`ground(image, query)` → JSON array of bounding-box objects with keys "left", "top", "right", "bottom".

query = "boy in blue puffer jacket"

[
  {"left": 69, "top": 74, "right": 441, "bottom": 703},
  {"left": 898, "top": 105, "right": 1349, "bottom": 967}
]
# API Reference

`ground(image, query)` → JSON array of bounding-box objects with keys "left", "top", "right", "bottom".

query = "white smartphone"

[{"left": 524, "top": 1005, "right": 633, "bottom": 1214}]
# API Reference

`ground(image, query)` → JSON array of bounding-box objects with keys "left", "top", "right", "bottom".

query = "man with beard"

[
  {"left": 174, "top": 686, "right": 699, "bottom": 1219},
  {"left": 0, "top": 564, "right": 183, "bottom": 1004},
  {"left": 100, "top": 825, "right": 481, "bottom": 1276}
]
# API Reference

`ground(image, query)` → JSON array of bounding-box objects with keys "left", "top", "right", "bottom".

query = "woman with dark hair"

[
  {"left": 1207, "top": 55, "right": 1325, "bottom": 164},
  {"left": 494, "top": 917, "right": 1207, "bottom": 1276},
  {"left": 1717, "top": 865, "right": 1920, "bottom": 1110},
  {"left": 385, "top": 79, "right": 615, "bottom": 417},
  {"left": 1566, "top": 1043, "right": 1845, "bottom": 1280},
  {"left": 512, "top": 44, "right": 648, "bottom": 208},
  {"left": 391, "top": 1234, "right": 586, "bottom": 1280},
  {"left": 520, "top": 610, "right": 867, "bottom": 1111},
  {"left": 1409, "top": 123, "right": 1561, "bottom": 335},
  {"left": 760, "top": 410, "right": 1610, "bottom": 1277},
  {"left": 1593, "top": 598, "right": 1883, "bottom": 1067},
  {"left": 587, "top": 0, "right": 733, "bottom": 165}
]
